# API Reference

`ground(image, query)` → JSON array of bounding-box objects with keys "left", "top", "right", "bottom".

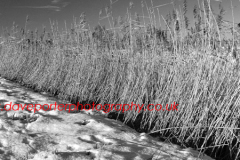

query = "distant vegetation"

[{"left": 1, "top": 0, "right": 240, "bottom": 159}]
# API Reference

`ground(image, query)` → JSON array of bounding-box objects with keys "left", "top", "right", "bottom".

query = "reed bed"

[{"left": 0, "top": 0, "right": 240, "bottom": 159}]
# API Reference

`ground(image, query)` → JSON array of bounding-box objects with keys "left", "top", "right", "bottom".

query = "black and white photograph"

[{"left": 0, "top": 0, "right": 239, "bottom": 159}]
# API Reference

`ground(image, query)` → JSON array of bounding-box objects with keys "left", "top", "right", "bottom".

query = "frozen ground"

[{"left": 0, "top": 77, "right": 214, "bottom": 160}]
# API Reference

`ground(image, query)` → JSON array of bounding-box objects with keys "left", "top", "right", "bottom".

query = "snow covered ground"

[{"left": 0, "top": 77, "right": 214, "bottom": 160}]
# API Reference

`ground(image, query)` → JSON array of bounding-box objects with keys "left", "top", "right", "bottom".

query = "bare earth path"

[{"left": 0, "top": 77, "right": 214, "bottom": 160}]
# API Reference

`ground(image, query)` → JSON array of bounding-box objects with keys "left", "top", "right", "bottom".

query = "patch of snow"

[{"left": 0, "top": 77, "right": 214, "bottom": 160}]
